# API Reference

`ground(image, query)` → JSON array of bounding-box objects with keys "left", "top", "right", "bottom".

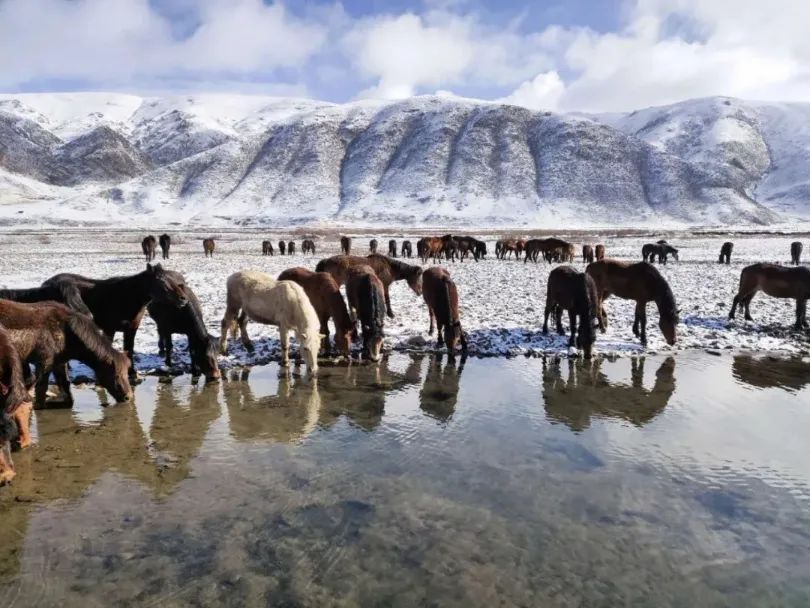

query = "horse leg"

[
  {"left": 635, "top": 301, "right": 648, "bottom": 344},
  {"left": 123, "top": 325, "right": 139, "bottom": 379},
  {"left": 33, "top": 361, "right": 50, "bottom": 409},
  {"left": 428, "top": 305, "right": 435, "bottom": 335},
  {"left": 384, "top": 285, "right": 394, "bottom": 318},
  {"left": 279, "top": 324, "right": 290, "bottom": 367},
  {"left": 542, "top": 301, "right": 552, "bottom": 334},
  {"left": 743, "top": 293, "right": 755, "bottom": 321},
  {"left": 53, "top": 362, "right": 74, "bottom": 407},
  {"left": 319, "top": 314, "right": 331, "bottom": 354},
  {"left": 555, "top": 306, "right": 564, "bottom": 335},
  {"left": 164, "top": 333, "right": 174, "bottom": 367},
  {"left": 12, "top": 401, "right": 33, "bottom": 449},
  {"left": 436, "top": 322, "right": 444, "bottom": 348},
  {"left": 238, "top": 311, "right": 253, "bottom": 352},
  {"left": 568, "top": 310, "right": 577, "bottom": 348},
  {"left": 795, "top": 298, "right": 807, "bottom": 330}
]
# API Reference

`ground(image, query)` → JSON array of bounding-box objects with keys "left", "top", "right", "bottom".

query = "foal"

[{"left": 422, "top": 267, "right": 467, "bottom": 357}]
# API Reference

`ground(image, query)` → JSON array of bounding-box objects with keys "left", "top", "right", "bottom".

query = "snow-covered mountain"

[{"left": 0, "top": 92, "right": 808, "bottom": 227}]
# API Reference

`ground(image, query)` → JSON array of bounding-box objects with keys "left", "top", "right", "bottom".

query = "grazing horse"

[
  {"left": 388, "top": 239, "right": 398, "bottom": 258},
  {"left": 729, "top": 263, "right": 810, "bottom": 329},
  {"left": 369, "top": 239, "right": 378, "bottom": 254},
  {"left": 159, "top": 234, "right": 171, "bottom": 259},
  {"left": 595, "top": 244, "right": 605, "bottom": 260},
  {"left": 345, "top": 265, "right": 386, "bottom": 362},
  {"left": 791, "top": 241, "right": 803, "bottom": 265},
  {"left": 401, "top": 240, "right": 413, "bottom": 258},
  {"left": 315, "top": 254, "right": 423, "bottom": 318},
  {"left": 42, "top": 264, "right": 188, "bottom": 375},
  {"left": 542, "top": 266, "right": 599, "bottom": 358},
  {"left": 278, "top": 267, "right": 356, "bottom": 357},
  {"left": 219, "top": 270, "right": 322, "bottom": 372},
  {"left": 0, "top": 300, "right": 133, "bottom": 408},
  {"left": 422, "top": 267, "right": 467, "bottom": 357},
  {"left": 302, "top": 239, "right": 316, "bottom": 255},
  {"left": 418, "top": 237, "right": 444, "bottom": 263},
  {"left": 642, "top": 243, "right": 679, "bottom": 264},
  {"left": 719, "top": 241, "right": 733, "bottom": 264},
  {"left": 473, "top": 239, "right": 487, "bottom": 259},
  {"left": 203, "top": 238, "right": 215, "bottom": 257},
  {"left": 142, "top": 235, "right": 157, "bottom": 261},
  {"left": 147, "top": 270, "right": 221, "bottom": 382},
  {"left": 262, "top": 240, "right": 274, "bottom": 255},
  {"left": 586, "top": 260, "right": 678, "bottom": 345},
  {"left": 0, "top": 283, "right": 92, "bottom": 317},
  {"left": 495, "top": 240, "right": 504, "bottom": 259},
  {"left": 582, "top": 245, "right": 595, "bottom": 264},
  {"left": 442, "top": 235, "right": 460, "bottom": 262},
  {"left": 287, "top": 241, "right": 296, "bottom": 255},
  {"left": 499, "top": 239, "right": 518, "bottom": 260},
  {"left": 278, "top": 240, "right": 286, "bottom": 256},
  {"left": 341, "top": 236, "right": 352, "bottom": 255},
  {"left": 0, "top": 327, "right": 33, "bottom": 483}
]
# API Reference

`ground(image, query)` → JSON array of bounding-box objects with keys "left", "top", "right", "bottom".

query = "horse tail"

[
  {"left": 60, "top": 284, "right": 93, "bottom": 317},
  {"left": 367, "top": 276, "right": 385, "bottom": 341}
]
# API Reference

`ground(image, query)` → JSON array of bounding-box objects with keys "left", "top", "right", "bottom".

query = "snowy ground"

[{"left": 0, "top": 230, "right": 808, "bottom": 380}]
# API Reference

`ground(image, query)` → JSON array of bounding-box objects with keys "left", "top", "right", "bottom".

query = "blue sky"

[{"left": 1, "top": 0, "right": 807, "bottom": 112}]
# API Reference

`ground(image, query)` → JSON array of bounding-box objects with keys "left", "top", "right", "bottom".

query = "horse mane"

[
  {"left": 66, "top": 313, "right": 121, "bottom": 365},
  {"left": 648, "top": 268, "right": 678, "bottom": 321},
  {"left": 386, "top": 257, "right": 421, "bottom": 277}
]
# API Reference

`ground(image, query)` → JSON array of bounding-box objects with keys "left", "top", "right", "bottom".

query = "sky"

[{"left": 1, "top": 0, "right": 809, "bottom": 112}]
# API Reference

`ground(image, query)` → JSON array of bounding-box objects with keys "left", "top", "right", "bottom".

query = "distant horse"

[
  {"left": 316, "top": 254, "right": 423, "bottom": 318},
  {"left": 278, "top": 240, "right": 286, "bottom": 255},
  {"left": 582, "top": 245, "right": 595, "bottom": 264},
  {"left": 595, "top": 244, "right": 605, "bottom": 260},
  {"left": 369, "top": 239, "right": 378, "bottom": 254},
  {"left": 586, "top": 260, "right": 678, "bottom": 345},
  {"left": 0, "top": 327, "right": 33, "bottom": 484},
  {"left": 148, "top": 270, "right": 221, "bottom": 382},
  {"left": 494, "top": 240, "right": 504, "bottom": 259},
  {"left": 729, "top": 263, "right": 810, "bottom": 329},
  {"left": 442, "top": 235, "right": 459, "bottom": 262},
  {"left": 473, "top": 239, "right": 487, "bottom": 260},
  {"left": 401, "top": 240, "right": 413, "bottom": 258},
  {"left": 262, "top": 240, "right": 274, "bottom": 256},
  {"left": 302, "top": 239, "right": 316, "bottom": 255},
  {"left": 0, "top": 300, "right": 133, "bottom": 408},
  {"left": 422, "top": 267, "right": 467, "bottom": 357},
  {"left": 341, "top": 236, "right": 352, "bottom": 255},
  {"left": 203, "top": 238, "right": 215, "bottom": 257},
  {"left": 791, "top": 241, "right": 803, "bottom": 265},
  {"left": 718, "top": 241, "right": 733, "bottom": 264},
  {"left": 345, "top": 265, "right": 385, "bottom": 362},
  {"left": 543, "top": 266, "right": 599, "bottom": 358},
  {"left": 142, "top": 235, "right": 157, "bottom": 261},
  {"left": 642, "top": 243, "right": 678, "bottom": 264},
  {"left": 219, "top": 270, "right": 321, "bottom": 372},
  {"left": 159, "top": 234, "right": 171, "bottom": 259},
  {"left": 278, "top": 267, "right": 356, "bottom": 357},
  {"left": 499, "top": 239, "right": 518, "bottom": 260},
  {"left": 388, "top": 239, "right": 397, "bottom": 258},
  {"left": 288, "top": 241, "right": 296, "bottom": 255},
  {"left": 418, "top": 237, "right": 444, "bottom": 263},
  {"left": 516, "top": 239, "right": 526, "bottom": 260}
]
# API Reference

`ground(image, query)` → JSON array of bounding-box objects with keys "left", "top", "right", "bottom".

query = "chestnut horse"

[
  {"left": 422, "top": 267, "right": 467, "bottom": 357},
  {"left": 278, "top": 267, "right": 356, "bottom": 357},
  {"left": 142, "top": 235, "right": 157, "bottom": 261},
  {"left": 595, "top": 244, "right": 605, "bottom": 260},
  {"left": 418, "top": 237, "right": 444, "bottom": 263},
  {"left": 315, "top": 254, "right": 423, "bottom": 318},
  {"left": 341, "top": 236, "right": 352, "bottom": 255},
  {"left": 203, "top": 238, "right": 215, "bottom": 257},
  {"left": 791, "top": 241, "right": 803, "bottom": 265},
  {"left": 543, "top": 266, "right": 599, "bottom": 358},
  {"left": 729, "top": 263, "right": 810, "bottom": 329},
  {"left": 718, "top": 241, "right": 733, "bottom": 264},
  {"left": 159, "top": 234, "right": 171, "bottom": 259},
  {"left": 345, "top": 265, "right": 386, "bottom": 362},
  {"left": 582, "top": 245, "right": 595, "bottom": 264},
  {"left": 0, "top": 327, "right": 32, "bottom": 484},
  {"left": 586, "top": 260, "right": 678, "bottom": 345}
]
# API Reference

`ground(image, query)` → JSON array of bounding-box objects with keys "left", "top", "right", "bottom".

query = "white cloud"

[{"left": 498, "top": 71, "right": 565, "bottom": 110}]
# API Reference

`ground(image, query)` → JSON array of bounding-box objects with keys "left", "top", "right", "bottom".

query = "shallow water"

[{"left": 0, "top": 352, "right": 809, "bottom": 607}]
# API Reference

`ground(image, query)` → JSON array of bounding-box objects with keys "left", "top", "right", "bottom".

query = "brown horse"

[
  {"left": 287, "top": 241, "right": 296, "bottom": 255},
  {"left": 595, "top": 244, "right": 605, "bottom": 260},
  {"left": 262, "top": 240, "right": 274, "bottom": 256},
  {"left": 302, "top": 239, "right": 316, "bottom": 254},
  {"left": 203, "top": 238, "right": 215, "bottom": 257},
  {"left": 422, "top": 267, "right": 467, "bottom": 357},
  {"left": 278, "top": 240, "right": 286, "bottom": 255},
  {"left": 582, "top": 245, "right": 595, "bottom": 264},
  {"left": 718, "top": 241, "right": 733, "bottom": 264},
  {"left": 341, "top": 236, "right": 352, "bottom": 255},
  {"left": 142, "top": 235, "right": 157, "bottom": 261},
  {"left": 316, "top": 254, "right": 423, "bottom": 318},
  {"left": 345, "top": 265, "right": 386, "bottom": 362},
  {"left": 278, "top": 267, "right": 356, "bottom": 357},
  {"left": 369, "top": 239, "right": 378, "bottom": 254},
  {"left": 729, "top": 263, "right": 810, "bottom": 329},
  {"left": 543, "top": 266, "right": 599, "bottom": 358},
  {"left": 401, "top": 240, "right": 413, "bottom": 258},
  {"left": 791, "top": 241, "right": 803, "bottom": 265},
  {"left": 418, "top": 237, "right": 444, "bottom": 263},
  {"left": 0, "top": 299, "right": 133, "bottom": 408},
  {"left": 159, "top": 234, "right": 171, "bottom": 259},
  {"left": 0, "top": 327, "right": 32, "bottom": 483},
  {"left": 586, "top": 260, "right": 678, "bottom": 345}
]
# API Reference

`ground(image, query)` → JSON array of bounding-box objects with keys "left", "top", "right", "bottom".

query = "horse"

[
  {"left": 642, "top": 243, "right": 678, "bottom": 264},
  {"left": 0, "top": 327, "right": 32, "bottom": 484},
  {"left": 473, "top": 239, "right": 487, "bottom": 260},
  {"left": 388, "top": 239, "right": 397, "bottom": 258},
  {"left": 369, "top": 239, "right": 378, "bottom": 254},
  {"left": 516, "top": 239, "right": 526, "bottom": 260},
  {"left": 340, "top": 236, "right": 352, "bottom": 255},
  {"left": 278, "top": 267, "right": 356, "bottom": 357},
  {"left": 345, "top": 265, "right": 386, "bottom": 362},
  {"left": 142, "top": 235, "right": 157, "bottom": 261},
  {"left": 278, "top": 240, "right": 286, "bottom": 256},
  {"left": 315, "top": 254, "right": 423, "bottom": 318},
  {"left": 442, "top": 235, "right": 459, "bottom": 262},
  {"left": 159, "top": 234, "right": 171, "bottom": 259},
  {"left": 495, "top": 240, "right": 504, "bottom": 259},
  {"left": 219, "top": 271, "right": 322, "bottom": 372},
  {"left": 302, "top": 239, "right": 316, "bottom": 255},
  {"left": 0, "top": 299, "right": 133, "bottom": 408},
  {"left": 287, "top": 241, "right": 295, "bottom": 255},
  {"left": 719, "top": 241, "right": 733, "bottom": 264},
  {"left": 401, "top": 240, "right": 413, "bottom": 258},
  {"left": 595, "top": 244, "right": 605, "bottom": 260},
  {"left": 203, "top": 238, "right": 215, "bottom": 257},
  {"left": 454, "top": 236, "right": 483, "bottom": 262},
  {"left": 0, "top": 283, "right": 93, "bottom": 317},
  {"left": 421, "top": 267, "right": 467, "bottom": 357},
  {"left": 729, "top": 263, "right": 810, "bottom": 329},
  {"left": 586, "top": 260, "right": 678, "bottom": 345},
  {"left": 582, "top": 245, "right": 595, "bottom": 264},
  {"left": 262, "top": 240, "right": 274, "bottom": 256},
  {"left": 418, "top": 237, "right": 444, "bottom": 263},
  {"left": 42, "top": 264, "right": 188, "bottom": 376},
  {"left": 499, "top": 239, "right": 518, "bottom": 260},
  {"left": 791, "top": 241, "right": 803, "bottom": 265},
  {"left": 542, "top": 266, "right": 599, "bottom": 358},
  {"left": 147, "top": 271, "right": 221, "bottom": 382}
]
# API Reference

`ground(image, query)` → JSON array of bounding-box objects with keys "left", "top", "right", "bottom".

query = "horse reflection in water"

[
  {"left": 732, "top": 355, "right": 810, "bottom": 392},
  {"left": 542, "top": 356, "right": 676, "bottom": 432},
  {"left": 419, "top": 354, "right": 466, "bottom": 423}
]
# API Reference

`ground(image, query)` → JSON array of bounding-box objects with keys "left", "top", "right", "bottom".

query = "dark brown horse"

[
  {"left": 387, "top": 239, "right": 397, "bottom": 257},
  {"left": 42, "top": 264, "right": 188, "bottom": 375},
  {"left": 345, "top": 265, "right": 385, "bottom": 362},
  {"left": 729, "top": 263, "right": 810, "bottom": 329},
  {"left": 718, "top": 241, "right": 733, "bottom": 264},
  {"left": 316, "top": 254, "right": 423, "bottom": 318},
  {"left": 288, "top": 241, "right": 296, "bottom": 255},
  {"left": 203, "top": 238, "right": 215, "bottom": 257},
  {"left": 142, "top": 235, "right": 157, "bottom": 261},
  {"left": 642, "top": 243, "right": 678, "bottom": 264},
  {"left": 369, "top": 239, "right": 378, "bottom": 254},
  {"left": 422, "top": 267, "right": 467, "bottom": 357},
  {"left": 278, "top": 267, "right": 356, "bottom": 357},
  {"left": 586, "top": 260, "right": 678, "bottom": 345},
  {"left": 159, "top": 234, "right": 171, "bottom": 259},
  {"left": 147, "top": 270, "right": 221, "bottom": 382},
  {"left": 0, "top": 327, "right": 32, "bottom": 483},
  {"left": 418, "top": 237, "right": 444, "bottom": 263},
  {"left": 595, "top": 244, "right": 605, "bottom": 260},
  {"left": 543, "top": 266, "right": 599, "bottom": 358},
  {"left": 582, "top": 245, "right": 595, "bottom": 264},
  {"left": 498, "top": 239, "right": 518, "bottom": 260},
  {"left": 302, "top": 239, "right": 316, "bottom": 254},
  {"left": 341, "top": 236, "right": 352, "bottom": 255},
  {"left": 0, "top": 300, "right": 133, "bottom": 408},
  {"left": 262, "top": 240, "right": 274, "bottom": 256},
  {"left": 401, "top": 240, "right": 413, "bottom": 258},
  {"left": 791, "top": 241, "right": 803, "bottom": 265},
  {"left": 278, "top": 240, "right": 286, "bottom": 255}
]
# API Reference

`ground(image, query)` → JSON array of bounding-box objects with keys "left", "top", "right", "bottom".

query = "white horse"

[{"left": 220, "top": 270, "right": 322, "bottom": 372}]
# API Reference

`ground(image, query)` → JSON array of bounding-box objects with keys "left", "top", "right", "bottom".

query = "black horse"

[
  {"left": 159, "top": 234, "right": 171, "bottom": 259},
  {"left": 642, "top": 243, "right": 679, "bottom": 264},
  {"left": 718, "top": 241, "right": 733, "bottom": 264}
]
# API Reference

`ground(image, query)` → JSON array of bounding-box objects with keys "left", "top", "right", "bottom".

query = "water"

[{"left": 0, "top": 352, "right": 809, "bottom": 607}]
